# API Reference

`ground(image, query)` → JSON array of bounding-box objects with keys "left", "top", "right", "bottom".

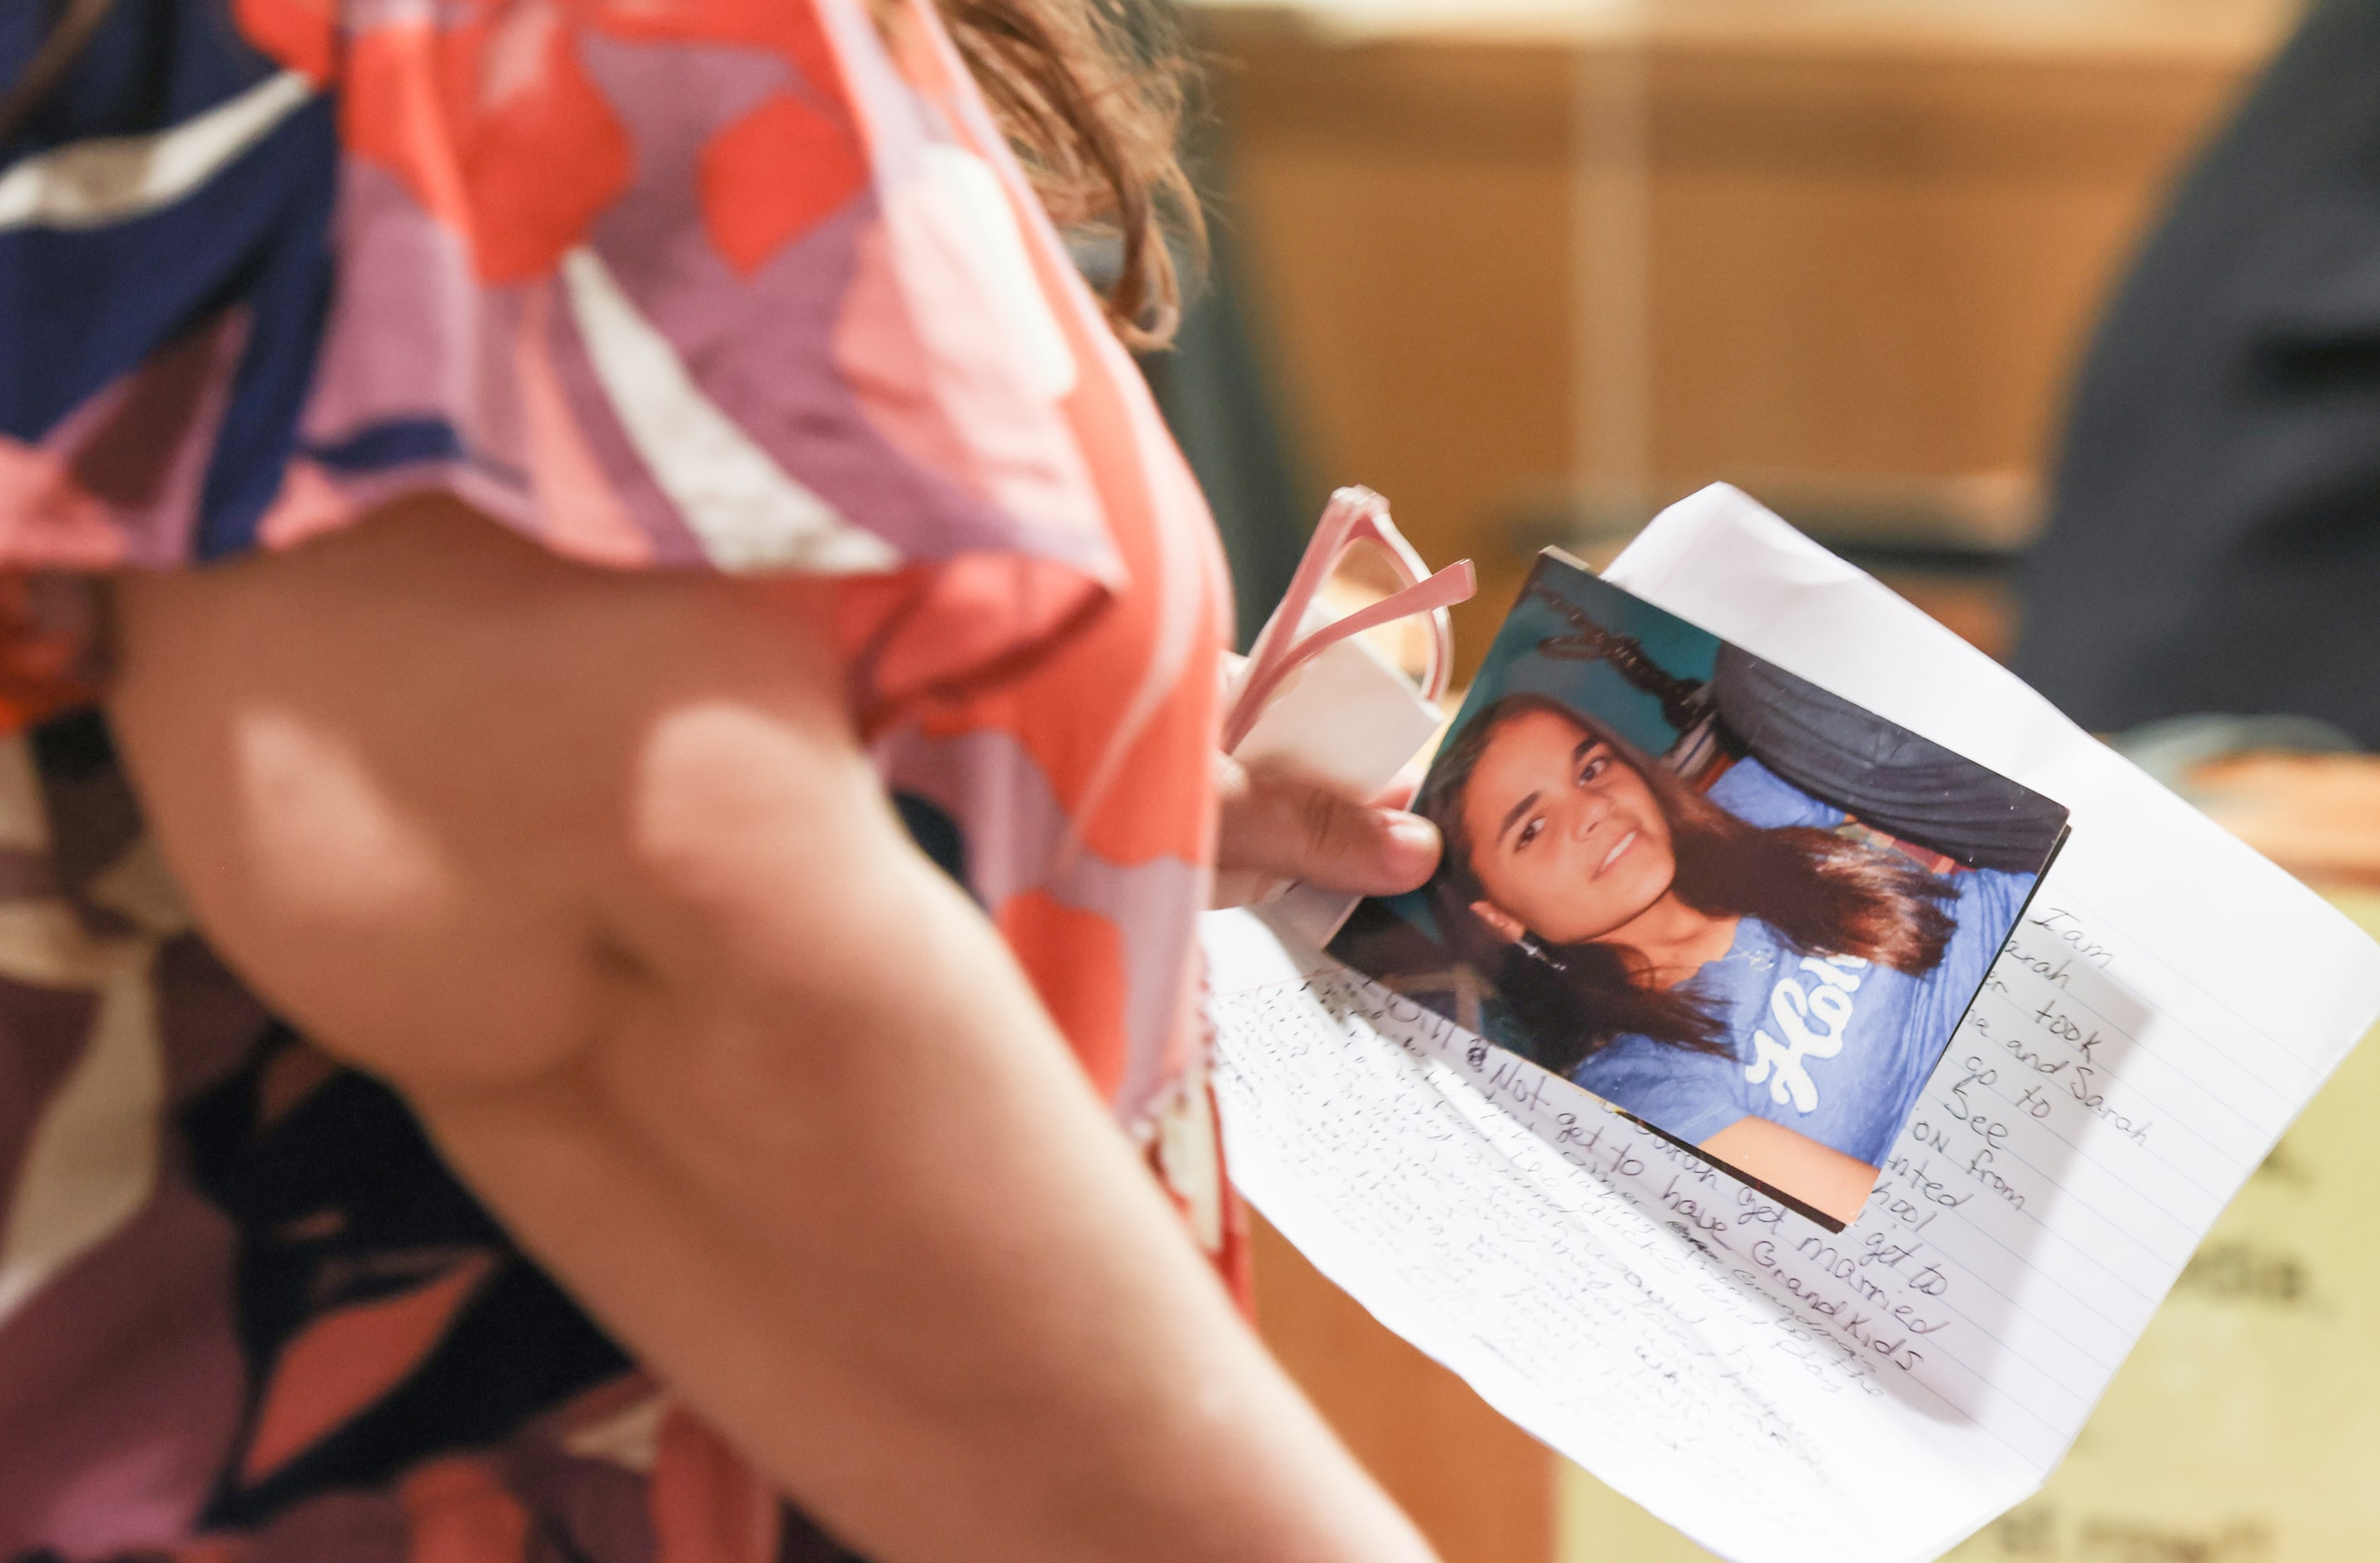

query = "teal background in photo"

[
  {"left": 1446, "top": 551, "right": 1719, "bottom": 760},
  {"left": 1373, "top": 886, "right": 1440, "bottom": 941}
]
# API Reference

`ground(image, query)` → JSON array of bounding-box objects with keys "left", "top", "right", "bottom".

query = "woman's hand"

[
  {"left": 1212, "top": 754, "right": 1441, "bottom": 907},
  {"left": 1210, "top": 649, "right": 1442, "bottom": 906}
]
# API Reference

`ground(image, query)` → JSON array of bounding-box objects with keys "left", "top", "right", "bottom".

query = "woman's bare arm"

[
  {"left": 103, "top": 498, "right": 1438, "bottom": 1563},
  {"left": 1701, "top": 1117, "right": 1878, "bottom": 1224}
]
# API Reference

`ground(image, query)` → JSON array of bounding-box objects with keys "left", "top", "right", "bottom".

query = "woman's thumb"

[{"left": 1217, "top": 758, "right": 1441, "bottom": 897}]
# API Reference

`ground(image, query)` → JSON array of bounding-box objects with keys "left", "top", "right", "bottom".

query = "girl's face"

[{"left": 1459, "top": 708, "right": 1678, "bottom": 945}]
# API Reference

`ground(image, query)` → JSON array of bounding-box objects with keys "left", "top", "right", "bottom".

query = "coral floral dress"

[{"left": 0, "top": 2, "right": 1237, "bottom": 1559}]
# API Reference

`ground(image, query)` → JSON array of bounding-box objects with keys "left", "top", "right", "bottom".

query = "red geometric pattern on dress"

[
  {"left": 397, "top": 1456, "right": 533, "bottom": 1563},
  {"left": 341, "top": 14, "right": 634, "bottom": 285},
  {"left": 700, "top": 92, "right": 869, "bottom": 276},
  {"left": 1217, "top": 1183, "right": 1254, "bottom": 1314},
  {"left": 910, "top": 267, "right": 1226, "bottom": 868},
  {"left": 575, "top": 0, "right": 855, "bottom": 123},
  {"left": 238, "top": 1253, "right": 501, "bottom": 1486},
  {"left": 835, "top": 560, "right": 1108, "bottom": 736},
  {"left": 0, "top": 575, "right": 104, "bottom": 733},
  {"left": 0, "top": 439, "right": 126, "bottom": 570},
  {"left": 651, "top": 1409, "right": 781, "bottom": 1563},
  {"left": 997, "top": 890, "right": 1132, "bottom": 1099},
  {"left": 314, "top": 2, "right": 878, "bottom": 285},
  {"left": 172, "top": 1539, "right": 249, "bottom": 1563},
  {"left": 231, "top": 0, "right": 336, "bottom": 83}
]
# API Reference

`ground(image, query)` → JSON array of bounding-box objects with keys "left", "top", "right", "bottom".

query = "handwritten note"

[{"left": 1204, "top": 486, "right": 2380, "bottom": 1563}]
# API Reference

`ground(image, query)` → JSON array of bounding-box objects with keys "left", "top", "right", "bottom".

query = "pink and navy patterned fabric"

[{"left": 0, "top": 2, "right": 1237, "bottom": 1559}]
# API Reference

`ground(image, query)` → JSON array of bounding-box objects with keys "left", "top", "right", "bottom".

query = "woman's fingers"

[{"left": 1214, "top": 754, "right": 1441, "bottom": 901}]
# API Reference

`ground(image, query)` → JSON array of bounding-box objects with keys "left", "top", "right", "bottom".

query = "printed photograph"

[{"left": 1331, "top": 552, "right": 2070, "bottom": 1228}]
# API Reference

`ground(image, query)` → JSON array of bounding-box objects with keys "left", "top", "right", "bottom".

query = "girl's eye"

[
  {"left": 1515, "top": 817, "right": 1544, "bottom": 850},
  {"left": 1578, "top": 753, "right": 1609, "bottom": 784}
]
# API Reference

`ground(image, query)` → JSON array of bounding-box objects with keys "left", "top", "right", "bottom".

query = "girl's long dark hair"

[{"left": 1416, "top": 693, "right": 1955, "bottom": 1075}]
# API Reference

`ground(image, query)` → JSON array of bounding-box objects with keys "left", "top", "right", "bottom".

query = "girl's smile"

[{"left": 1459, "top": 707, "right": 1680, "bottom": 945}]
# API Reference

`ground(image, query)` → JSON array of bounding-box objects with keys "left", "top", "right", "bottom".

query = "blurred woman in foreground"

[{"left": 0, "top": 2, "right": 1441, "bottom": 1559}]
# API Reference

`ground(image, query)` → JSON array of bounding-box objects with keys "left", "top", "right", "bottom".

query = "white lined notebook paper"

[{"left": 1203, "top": 485, "right": 2380, "bottom": 1563}]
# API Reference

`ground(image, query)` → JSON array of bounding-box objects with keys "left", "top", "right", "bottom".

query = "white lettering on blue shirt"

[{"left": 1743, "top": 955, "right": 1869, "bottom": 1114}]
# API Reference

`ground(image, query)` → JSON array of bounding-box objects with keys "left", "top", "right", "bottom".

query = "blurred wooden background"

[
  {"left": 1193, "top": 0, "right": 2290, "bottom": 674},
  {"left": 1193, "top": 3, "right": 2302, "bottom": 1559}
]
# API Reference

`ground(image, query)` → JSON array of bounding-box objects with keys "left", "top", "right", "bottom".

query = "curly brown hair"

[{"left": 925, "top": 0, "right": 1203, "bottom": 346}]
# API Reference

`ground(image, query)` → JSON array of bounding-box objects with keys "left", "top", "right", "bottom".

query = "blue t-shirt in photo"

[{"left": 1566, "top": 758, "right": 2034, "bottom": 1167}]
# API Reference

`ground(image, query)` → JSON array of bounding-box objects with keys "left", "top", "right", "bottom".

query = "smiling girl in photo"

[{"left": 1415, "top": 692, "right": 2040, "bottom": 1223}]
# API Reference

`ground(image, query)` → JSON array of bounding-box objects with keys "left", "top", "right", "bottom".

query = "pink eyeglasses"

[{"left": 1222, "top": 486, "right": 1476, "bottom": 754}]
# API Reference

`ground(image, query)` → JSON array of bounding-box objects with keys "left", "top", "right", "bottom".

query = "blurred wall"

[{"left": 1196, "top": 2, "right": 2280, "bottom": 672}]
